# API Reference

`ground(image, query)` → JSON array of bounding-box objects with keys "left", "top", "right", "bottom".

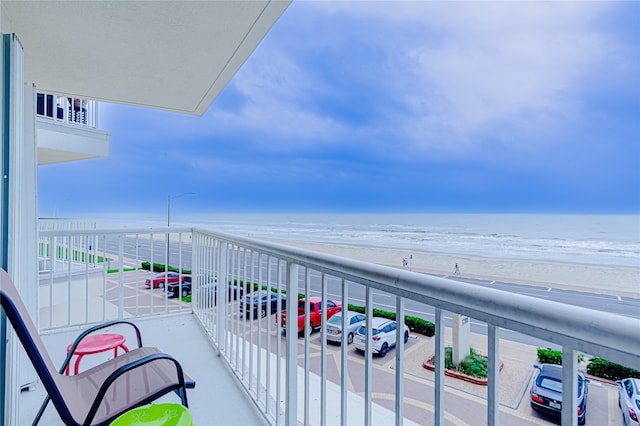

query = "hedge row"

[
  {"left": 537, "top": 348, "right": 563, "bottom": 365},
  {"left": 586, "top": 358, "right": 640, "bottom": 381},
  {"left": 140, "top": 262, "right": 191, "bottom": 275},
  {"left": 537, "top": 348, "right": 639, "bottom": 381}
]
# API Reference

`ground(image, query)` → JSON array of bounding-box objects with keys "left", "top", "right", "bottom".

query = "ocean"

[{"left": 104, "top": 213, "right": 640, "bottom": 269}]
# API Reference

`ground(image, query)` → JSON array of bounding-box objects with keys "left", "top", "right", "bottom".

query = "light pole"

[{"left": 166, "top": 192, "right": 195, "bottom": 268}]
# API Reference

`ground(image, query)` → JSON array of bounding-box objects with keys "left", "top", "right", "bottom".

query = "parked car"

[
  {"left": 240, "top": 290, "right": 286, "bottom": 318},
  {"left": 167, "top": 275, "right": 192, "bottom": 298},
  {"left": 278, "top": 297, "right": 342, "bottom": 335},
  {"left": 353, "top": 317, "right": 409, "bottom": 357},
  {"left": 326, "top": 311, "right": 366, "bottom": 345},
  {"left": 144, "top": 272, "right": 185, "bottom": 289},
  {"left": 530, "top": 363, "right": 589, "bottom": 425},
  {"left": 618, "top": 377, "right": 640, "bottom": 426},
  {"left": 197, "top": 283, "right": 244, "bottom": 306}
]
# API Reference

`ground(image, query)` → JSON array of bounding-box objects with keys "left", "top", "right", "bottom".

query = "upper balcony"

[
  {"left": 35, "top": 92, "right": 110, "bottom": 166},
  {"left": 9, "top": 225, "right": 639, "bottom": 425}
]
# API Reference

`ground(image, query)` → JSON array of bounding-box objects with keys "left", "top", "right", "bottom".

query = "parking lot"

[{"left": 110, "top": 271, "right": 623, "bottom": 425}]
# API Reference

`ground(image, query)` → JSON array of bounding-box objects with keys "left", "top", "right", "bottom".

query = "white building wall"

[{"left": 14, "top": 82, "right": 39, "bottom": 390}]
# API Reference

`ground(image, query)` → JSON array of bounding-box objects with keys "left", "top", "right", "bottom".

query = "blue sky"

[{"left": 38, "top": 1, "right": 640, "bottom": 218}]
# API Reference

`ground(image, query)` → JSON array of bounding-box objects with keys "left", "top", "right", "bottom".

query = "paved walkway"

[{"left": 401, "top": 330, "right": 623, "bottom": 425}]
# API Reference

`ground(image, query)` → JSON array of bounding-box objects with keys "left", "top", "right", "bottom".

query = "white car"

[
  {"left": 353, "top": 317, "right": 409, "bottom": 357},
  {"left": 618, "top": 377, "right": 640, "bottom": 426},
  {"left": 326, "top": 311, "right": 366, "bottom": 344}
]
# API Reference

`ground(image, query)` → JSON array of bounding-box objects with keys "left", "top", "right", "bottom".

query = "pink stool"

[{"left": 65, "top": 333, "right": 129, "bottom": 375}]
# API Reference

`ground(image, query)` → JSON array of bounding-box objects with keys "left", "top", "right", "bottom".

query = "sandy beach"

[{"left": 271, "top": 239, "right": 640, "bottom": 298}]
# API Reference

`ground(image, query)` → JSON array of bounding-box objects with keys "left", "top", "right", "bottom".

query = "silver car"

[
  {"left": 618, "top": 377, "right": 640, "bottom": 426},
  {"left": 326, "top": 311, "right": 366, "bottom": 344}
]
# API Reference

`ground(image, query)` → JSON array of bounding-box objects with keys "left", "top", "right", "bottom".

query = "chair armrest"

[
  {"left": 84, "top": 353, "right": 190, "bottom": 425},
  {"left": 60, "top": 320, "right": 143, "bottom": 374}
]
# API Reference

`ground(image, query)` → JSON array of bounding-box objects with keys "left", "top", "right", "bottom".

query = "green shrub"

[
  {"left": 587, "top": 358, "right": 640, "bottom": 381},
  {"left": 537, "top": 348, "right": 563, "bottom": 365},
  {"left": 140, "top": 262, "right": 190, "bottom": 274},
  {"left": 444, "top": 347, "right": 488, "bottom": 378},
  {"left": 536, "top": 349, "right": 586, "bottom": 365}
]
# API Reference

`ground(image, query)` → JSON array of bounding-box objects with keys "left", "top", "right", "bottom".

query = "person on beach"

[{"left": 454, "top": 262, "right": 460, "bottom": 275}]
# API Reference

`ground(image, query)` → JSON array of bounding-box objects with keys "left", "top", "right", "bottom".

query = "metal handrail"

[{"left": 192, "top": 227, "right": 639, "bottom": 369}]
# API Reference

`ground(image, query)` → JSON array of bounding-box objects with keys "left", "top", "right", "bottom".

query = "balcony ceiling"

[{"left": 1, "top": 1, "right": 289, "bottom": 115}]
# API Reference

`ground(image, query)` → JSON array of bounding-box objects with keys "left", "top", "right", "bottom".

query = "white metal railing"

[
  {"left": 190, "top": 228, "right": 640, "bottom": 426},
  {"left": 35, "top": 92, "right": 97, "bottom": 128},
  {"left": 38, "top": 218, "right": 97, "bottom": 232},
  {"left": 37, "top": 227, "right": 193, "bottom": 330},
  {"left": 33, "top": 226, "right": 640, "bottom": 425}
]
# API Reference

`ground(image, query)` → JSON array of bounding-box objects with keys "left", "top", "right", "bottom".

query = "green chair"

[{"left": 110, "top": 403, "right": 193, "bottom": 426}]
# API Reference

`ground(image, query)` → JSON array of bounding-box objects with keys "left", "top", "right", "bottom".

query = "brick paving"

[{"left": 402, "top": 330, "right": 623, "bottom": 425}]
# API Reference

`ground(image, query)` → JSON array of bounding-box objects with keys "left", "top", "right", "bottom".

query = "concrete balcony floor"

[{"left": 18, "top": 313, "right": 268, "bottom": 426}]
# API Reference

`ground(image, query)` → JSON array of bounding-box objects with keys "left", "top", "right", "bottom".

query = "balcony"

[
  {"left": 11, "top": 226, "right": 638, "bottom": 425},
  {"left": 35, "top": 93, "right": 110, "bottom": 165}
]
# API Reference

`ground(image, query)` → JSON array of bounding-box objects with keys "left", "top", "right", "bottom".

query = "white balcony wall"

[{"left": 36, "top": 118, "right": 109, "bottom": 165}]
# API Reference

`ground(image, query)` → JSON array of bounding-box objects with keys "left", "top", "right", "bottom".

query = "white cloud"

[
  {"left": 384, "top": 2, "right": 619, "bottom": 152},
  {"left": 138, "top": 1, "right": 636, "bottom": 165}
]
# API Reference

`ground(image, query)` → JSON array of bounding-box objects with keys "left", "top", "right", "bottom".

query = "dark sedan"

[
  {"left": 197, "top": 283, "right": 244, "bottom": 306},
  {"left": 167, "top": 275, "right": 192, "bottom": 298},
  {"left": 530, "top": 363, "right": 589, "bottom": 424},
  {"left": 240, "top": 290, "right": 286, "bottom": 318}
]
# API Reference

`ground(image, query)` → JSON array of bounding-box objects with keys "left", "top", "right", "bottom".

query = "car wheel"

[
  {"left": 158, "top": 282, "right": 164, "bottom": 289},
  {"left": 379, "top": 343, "right": 388, "bottom": 357},
  {"left": 260, "top": 309, "right": 267, "bottom": 319},
  {"left": 182, "top": 288, "right": 188, "bottom": 298},
  {"left": 347, "top": 333, "right": 354, "bottom": 344},
  {"left": 304, "top": 321, "right": 313, "bottom": 337},
  {"left": 404, "top": 331, "right": 409, "bottom": 344}
]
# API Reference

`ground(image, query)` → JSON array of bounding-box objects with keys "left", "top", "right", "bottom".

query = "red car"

[
  {"left": 144, "top": 272, "right": 185, "bottom": 289},
  {"left": 278, "top": 296, "right": 342, "bottom": 335}
]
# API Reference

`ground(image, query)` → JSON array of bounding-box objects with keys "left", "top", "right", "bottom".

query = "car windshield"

[
  {"left": 357, "top": 325, "right": 380, "bottom": 336},
  {"left": 327, "top": 315, "right": 342, "bottom": 325},
  {"left": 538, "top": 377, "right": 562, "bottom": 393}
]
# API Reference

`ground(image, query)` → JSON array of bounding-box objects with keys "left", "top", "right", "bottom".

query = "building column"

[{"left": 2, "top": 32, "right": 39, "bottom": 425}]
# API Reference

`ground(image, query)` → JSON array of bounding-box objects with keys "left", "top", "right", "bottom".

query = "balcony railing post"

[
  {"left": 320, "top": 273, "right": 328, "bottom": 426},
  {"left": 340, "top": 279, "right": 348, "bottom": 426},
  {"left": 434, "top": 308, "right": 445, "bottom": 425},
  {"left": 304, "top": 268, "right": 311, "bottom": 426},
  {"left": 217, "top": 242, "right": 228, "bottom": 352},
  {"left": 395, "top": 296, "right": 405, "bottom": 426},
  {"left": 488, "top": 324, "right": 500, "bottom": 425},
  {"left": 117, "top": 234, "right": 124, "bottom": 319},
  {"left": 285, "top": 262, "right": 298, "bottom": 426},
  {"left": 364, "top": 287, "right": 373, "bottom": 426},
  {"left": 562, "top": 348, "right": 578, "bottom": 426}
]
